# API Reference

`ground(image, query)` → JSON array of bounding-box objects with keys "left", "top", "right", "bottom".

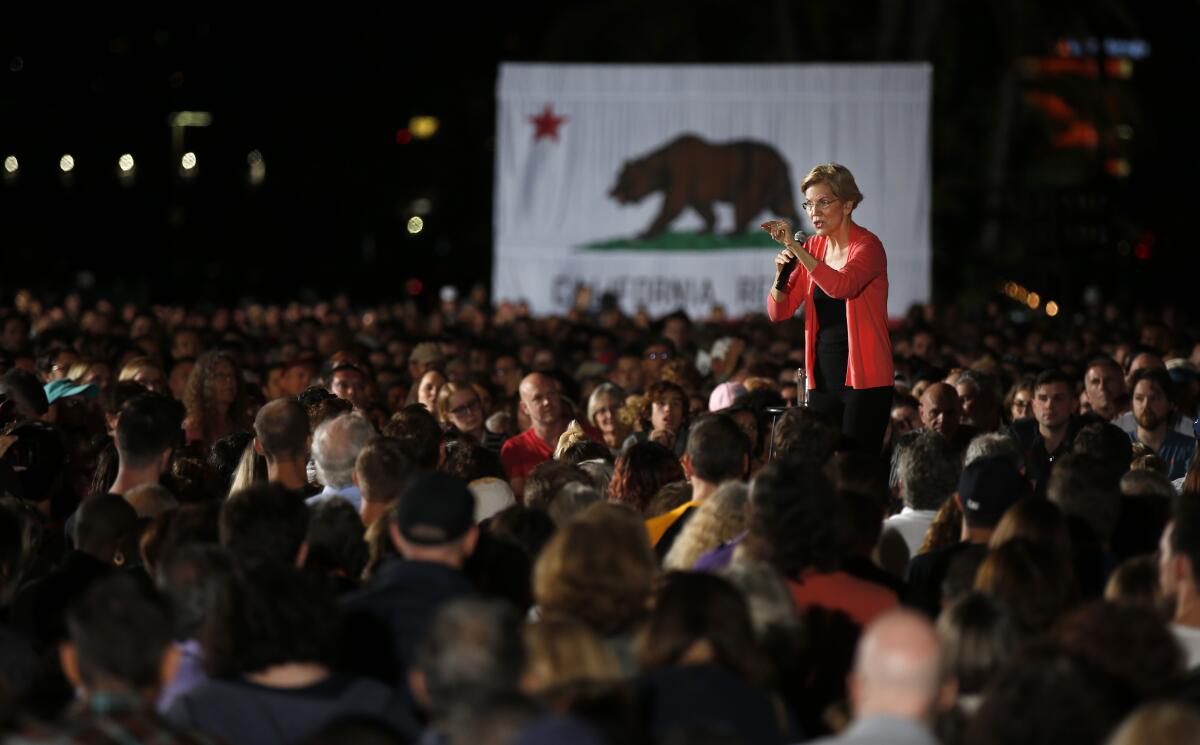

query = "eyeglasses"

[
  {"left": 646, "top": 351, "right": 671, "bottom": 361},
  {"left": 801, "top": 198, "right": 840, "bottom": 213},
  {"left": 450, "top": 399, "right": 482, "bottom": 417}
]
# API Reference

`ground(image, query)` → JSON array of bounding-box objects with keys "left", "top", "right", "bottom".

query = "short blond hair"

[{"left": 800, "top": 163, "right": 864, "bottom": 208}]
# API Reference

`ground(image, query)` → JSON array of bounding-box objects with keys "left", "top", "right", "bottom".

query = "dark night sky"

[{"left": 1, "top": 4, "right": 1195, "bottom": 313}]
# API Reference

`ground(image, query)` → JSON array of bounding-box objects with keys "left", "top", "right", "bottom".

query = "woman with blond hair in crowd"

[
  {"left": 663, "top": 481, "right": 748, "bottom": 570},
  {"left": 587, "top": 382, "right": 629, "bottom": 451},
  {"left": 532, "top": 502, "right": 656, "bottom": 673},
  {"left": 435, "top": 381, "right": 486, "bottom": 441},
  {"left": 118, "top": 356, "right": 169, "bottom": 396}
]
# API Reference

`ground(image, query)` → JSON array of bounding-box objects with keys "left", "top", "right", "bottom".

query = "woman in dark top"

[{"left": 764, "top": 163, "right": 894, "bottom": 457}]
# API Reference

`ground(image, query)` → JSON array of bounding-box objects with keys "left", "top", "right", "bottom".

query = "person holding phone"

[{"left": 762, "top": 163, "right": 893, "bottom": 458}]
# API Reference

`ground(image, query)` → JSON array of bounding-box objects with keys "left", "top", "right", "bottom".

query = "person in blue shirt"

[{"left": 1129, "top": 368, "right": 1196, "bottom": 481}]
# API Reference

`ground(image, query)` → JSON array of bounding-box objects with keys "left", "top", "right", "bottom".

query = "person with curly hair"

[
  {"left": 662, "top": 481, "right": 748, "bottom": 570},
  {"left": 620, "top": 380, "right": 690, "bottom": 457},
  {"left": 183, "top": 351, "right": 251, "bottom": 450},
  {"left": 606, "top": 441, "right": 684, "bottom": 516}
]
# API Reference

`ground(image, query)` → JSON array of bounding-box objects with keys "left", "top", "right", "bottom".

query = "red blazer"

[{"left": 767, "top": 223, "right": 894, "bottom": 390}]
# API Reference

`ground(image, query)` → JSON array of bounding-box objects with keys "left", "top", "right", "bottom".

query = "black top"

[
  {"left": 340, "top": 559, "right": 476, "bottom": 684},
  {"left": 812, "top": 285, "right": 848, "bottom": 348},
  {"left": 1004, "top": 416, "right": 1086, "bottom": 499}
]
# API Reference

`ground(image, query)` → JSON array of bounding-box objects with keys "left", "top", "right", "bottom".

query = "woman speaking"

[{"left": 763, "top": 163, "right": 893, "bottom": 457}]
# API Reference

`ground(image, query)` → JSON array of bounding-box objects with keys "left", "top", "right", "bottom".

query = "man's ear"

[
  {"left": 351, "top": 470, "right": 360, "bottom": 489},
  {"left": 158, "top": 448, "right": 173, "bottom": 475},
  {"left": 846, "top": 672, "right": 862, "bottom": 718},
  {"left": 59, "top": 642, "right": 83, "bottom": 690},
  {"left": 954, "top": 492, "right": 963, "bottom": 511},
  {"left": 936, "top": 678, "right": 958, "bottom": 713},
  {"left": 294, "top": 540, "right": 309, "bottom": 569},
  {"left": 159, "top": 642, "right": 182, "bottom": 691},
  {"left": 408, "top": 668, "right": 432, "bottom": 711},
  {"left": 253, "top": 437, "right": 264, "bottom": 456},
  {"left": 461, "top": 525, "right": 480, "bottom": 558},
  {"left": 680, "top": 453, "right": 694, "bottom": 479},
  {"left": 1177, "top": 554, "right": 1196, "bottom": 587},
  {"left": 389, "top": 522, "right": 406, "bottom": 556}
]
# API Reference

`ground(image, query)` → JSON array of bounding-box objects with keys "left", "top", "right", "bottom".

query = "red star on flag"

[{"left": 530, "top": 104, "right": 568, "bottom": 141}]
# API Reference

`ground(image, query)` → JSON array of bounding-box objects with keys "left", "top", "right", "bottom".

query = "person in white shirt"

[
  {"left": 1159, "top": 496, "right": 1200, "bottom": 669},
  {"left": 307, "top": 412, "right": 376, "bottom": 512},
  {"left": 883, "top": 431, "right": 960, "bottom": 562}
]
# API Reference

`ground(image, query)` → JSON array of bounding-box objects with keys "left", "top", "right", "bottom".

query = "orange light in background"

[{"left": 1046, "top": 301, "right": 1060, "bottom": 317}]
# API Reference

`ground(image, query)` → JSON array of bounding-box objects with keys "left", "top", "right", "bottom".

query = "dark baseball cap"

[
  {"left": 393, "top": 471, "right": 476, "bottom": 545},
  {"left": 959, "top": 455, "right": 1030, "bottom": 528}
]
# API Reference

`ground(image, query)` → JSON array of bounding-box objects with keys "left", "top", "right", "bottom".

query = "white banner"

[{"left": 493, "top": 64, "right": 932, "bottom": 318}]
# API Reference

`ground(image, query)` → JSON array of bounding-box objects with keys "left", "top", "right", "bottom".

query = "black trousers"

[{"left": 807, "top": 341, "right": 893, "bottom": 458}]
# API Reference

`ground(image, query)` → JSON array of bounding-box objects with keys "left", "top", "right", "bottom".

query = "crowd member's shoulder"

[{"left": 1005, "top": 417, "right": 1038, "bottom": 442}]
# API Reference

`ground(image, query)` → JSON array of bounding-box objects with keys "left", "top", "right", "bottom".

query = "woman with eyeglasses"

[
  {"left": 762, "top": 163, "right": 894, "bottom": 458},
  {"left": 436, "top": 381, "right": 485, "bottom": 437}
]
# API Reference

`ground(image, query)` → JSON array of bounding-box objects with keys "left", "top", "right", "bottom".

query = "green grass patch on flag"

[{"left": 580, "top": 231, "right": 779, "bottom": 251}]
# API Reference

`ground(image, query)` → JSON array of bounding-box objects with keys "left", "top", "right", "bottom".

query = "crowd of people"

[{"left": 0, "top": 283, "right": 1199, "bottom": 744}]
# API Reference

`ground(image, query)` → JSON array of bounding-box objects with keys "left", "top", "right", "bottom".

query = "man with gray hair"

[
  {"left": 811, "top": 607, "right": 950, "bottom": 739},
  {"left": 307, "top": 412, "right": 376, "bottom": 512},
  {"left": 883, "top": 431, "right": 960, "bottom": 561},
  {"left": 954, "top": 370, "right": 1002, "bottom": 434},
  {"left": 963, "top": 432, "right": 1024, "bottom": 471},
  {"left": 809, "top": 609, "right": 951, "bottom": 744},
  {"left": 408, "top": 597, "right": 524, "bottom": 733}
]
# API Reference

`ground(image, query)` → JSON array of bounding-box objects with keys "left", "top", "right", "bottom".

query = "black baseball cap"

[
  {"left": 393, "top": 471, "right": 476, "bottom": 545},
  {"left": 959, "top": 455, "right": 1030, "bottom": 528}
]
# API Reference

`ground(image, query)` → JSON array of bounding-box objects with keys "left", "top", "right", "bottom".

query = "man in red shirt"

[{"left": 500, "top": 373, "right": 569, "bottom": 501}]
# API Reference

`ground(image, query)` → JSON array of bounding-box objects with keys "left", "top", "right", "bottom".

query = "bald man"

[
  {"left": 919, "top": 383, "right": 978, "bottom": 455},
  {"left": 810, "top": 609, "right": 952, "bottom": 744},
  {"left": 499, "top": 373, "right": 570, "bottom": 501}
]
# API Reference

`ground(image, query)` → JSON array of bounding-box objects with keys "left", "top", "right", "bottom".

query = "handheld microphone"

[{"left": 774, "top": 230, "right": 807, "bottom": 292}]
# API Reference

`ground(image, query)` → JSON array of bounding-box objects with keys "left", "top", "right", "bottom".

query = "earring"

[{"left": 112, "top": 550, "right": 125, "bottom": 567}]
